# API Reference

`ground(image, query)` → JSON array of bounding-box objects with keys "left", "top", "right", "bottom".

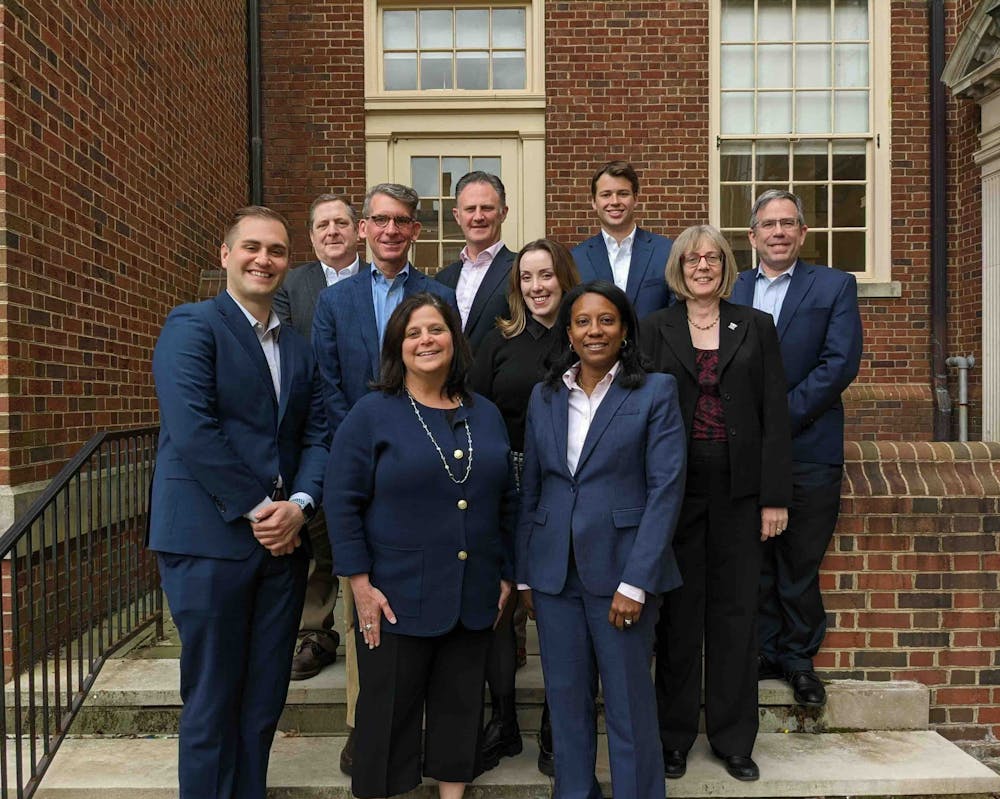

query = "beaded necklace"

[{"left": 405, "top": 389, "right": 474, "bottom": 484}]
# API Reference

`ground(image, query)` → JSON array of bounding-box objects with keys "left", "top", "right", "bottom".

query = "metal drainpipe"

[
  {"left": 929, "top": 0, "right": 951, "bottom": 439},
  {"left": 945, "top": 356, "right": 976, "bottom": 441},
  {"left": 247, "top": 0, "right": 264, "bottom": 205}
]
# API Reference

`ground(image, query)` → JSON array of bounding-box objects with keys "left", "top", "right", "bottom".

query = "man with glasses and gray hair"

[
  {"left": 310, "top": 183, "right": 457, "bottom": 775},
  {"left": 730, "top": 189, "right": 863, "bottom": 709}
]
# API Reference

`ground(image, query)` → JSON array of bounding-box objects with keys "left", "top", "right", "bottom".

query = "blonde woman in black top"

[{"left": 471, "top": 239, "right": 579, "bottom": 774}]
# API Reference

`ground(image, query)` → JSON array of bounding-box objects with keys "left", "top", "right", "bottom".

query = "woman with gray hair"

[{"left": 640, "top": 224, "right": 792, "bottom": 782}]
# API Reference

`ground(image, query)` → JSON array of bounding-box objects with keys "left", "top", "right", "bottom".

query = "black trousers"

[
  {"left": 655, "top": 440, "right": 761, "bottom": 757},
  {"left": 758, "top": 461, "right": 843, "bottom": 673},
  {"left": 351, "top": 624, "right": 492, "bottom": 799}
]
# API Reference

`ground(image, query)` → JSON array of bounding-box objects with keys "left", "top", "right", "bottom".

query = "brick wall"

[
  {"left": 0, "top": 1, "right": 249, "bottom": 488},
  {"left": 818, "top": 441, "right": 1000, "bottom": 742},
  {"left": 258, "top": 1, "right": 368, "bottom": 261}
]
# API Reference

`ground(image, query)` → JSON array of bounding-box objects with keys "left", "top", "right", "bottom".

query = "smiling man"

[
  {"left": 273, "top": 194, "right": 361, "bottom": 684},
  {"left": 572, "top": 161, "right": 674, "bottom": 318},
  {"left": 150, "top": 206, "right": 329, "bottom": 798},
  {"left": 730, "top": 189, "right": 863, "bottom": 709},
  {"left": 435, "top": 171, "right": 514, "bottom": 355},
  {"left": 309, "top": 183, "right": 457, "bottom": 775}
]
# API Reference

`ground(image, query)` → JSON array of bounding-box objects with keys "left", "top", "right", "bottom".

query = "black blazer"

[
  {"left": 435, "top": 245, "right": 515, "bottom": 355},
  {"left": 640, "top": 300, "right": 792, "bottom": 507}
]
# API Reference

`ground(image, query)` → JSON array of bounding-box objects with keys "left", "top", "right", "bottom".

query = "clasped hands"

[{"left": 251, "top": 501, "right": 304, "bottom": 556}]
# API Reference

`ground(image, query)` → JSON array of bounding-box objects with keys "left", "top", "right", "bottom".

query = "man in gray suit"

[{"left": 274, "top": 193, "right": 361, "bottom": 680}]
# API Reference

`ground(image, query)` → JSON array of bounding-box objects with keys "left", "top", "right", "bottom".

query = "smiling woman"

[{"left": 323, "top": 292, "right": 517, "bottom": 799}]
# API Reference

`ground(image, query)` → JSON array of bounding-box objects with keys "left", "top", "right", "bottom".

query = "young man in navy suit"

[
  {"left": 274, "top": 194, "right": 362, "bottom": 683},
  {"left": 435, "top": 171, "right": 515, "bottom": 355},
  {"left": 572, "top": 161, "right": 674, "bottom": 318},
  {"left": 730, "top": 189, "right": 863, "bottom": 708},
  {"left": 150, "top": 206, "right": 329, "bottom": 798},
  {"left": 310, "top": 183, "right": 457, "bottom": 774}
]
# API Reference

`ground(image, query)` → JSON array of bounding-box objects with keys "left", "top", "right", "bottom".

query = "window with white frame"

[{"left": 712, "top": 0, "right": 890, "bottom": 282}]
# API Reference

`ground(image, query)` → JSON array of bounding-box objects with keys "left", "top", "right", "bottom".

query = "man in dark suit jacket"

[
  {"left": 435, "top": 171, "right": 514, "bottom": 355},
  {"left": 273, "top": 194, "right": 362, "bottom": 683},
  {"left": 150, "top": 207, "right": 329, "bottom": 798},
  {"left": 572, "top": 161, "right": 674, "bottom": 318},
  {"left": 310, "top": 183, "right": 457, "bottom": 774},
  {"left": 730, "top": 189, "right": 863, "bottom": 708}
]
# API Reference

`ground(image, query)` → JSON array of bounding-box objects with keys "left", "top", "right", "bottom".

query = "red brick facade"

[{"left": 0, "top": 1, "right": 248, "bottom": 485}]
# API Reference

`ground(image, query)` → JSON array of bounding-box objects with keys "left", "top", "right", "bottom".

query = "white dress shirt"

[
  {"left": 601, "top": 226, "right": 637, "bottom": 292},
  {"left": 322, "top": 255, "right": 360, "bottom": 287},
  {"left": 455, "top": 240, "right": 505, "bottom": 327}
]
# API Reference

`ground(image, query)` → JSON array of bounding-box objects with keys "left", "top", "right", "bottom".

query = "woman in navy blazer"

[
  {"left": 517, "top": 281, "right": 686, "bottom": 799},
  {"left": 640, "top": 225, "right": 792, "bottom": 782},
  {"left": 324, "top": 293, "right": 516, "bottom": 799}
]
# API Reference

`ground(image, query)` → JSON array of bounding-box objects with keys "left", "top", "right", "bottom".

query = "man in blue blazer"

[
  {"left": 730, "top": 189, "right": 863, "bottom": 708},
  {"left": 310, "top": 183, "right": 457, "bottom": 772},
  {"left": 572, "top": 161, "right": 674, "bottom": 318},
  {"left": 150, "top": 206, "right": 329, "bottom": 798},
  {"left": 435, "top": 171, "right": 514, "bottom": 355}
]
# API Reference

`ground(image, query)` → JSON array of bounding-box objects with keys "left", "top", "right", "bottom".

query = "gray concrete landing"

[{"left": 25, "top": 730, "right": 1000, "bottom": 798}]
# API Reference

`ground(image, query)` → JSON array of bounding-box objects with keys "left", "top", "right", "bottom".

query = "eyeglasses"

[
  {"left": 683, "top": 252, "right": 723, "bottom": 267},
  {"left": 365, "top": 214, "right": 417, "bottom": 230},
  {"left": 755, "top": 218, "right": 800, "bottom": 232}
]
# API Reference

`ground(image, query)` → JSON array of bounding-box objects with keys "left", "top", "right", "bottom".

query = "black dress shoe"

[
  {"left": 663, "top": 749, "right": 687, "bottom": 779},
  {"left": 757, "top": 654, "right": 782, "bottom": 680},
  {"left": 786, "top": 669, "right": 826, "bottom": 707},
  {"left": 340, "top": 727, "right": 355, "bottom": 776},
  {"left": 480, "top": 696, "right": 522, "bottom": 771},
  {"left": 537, "top": 702, "right": 555, "bottom": 777},
  {"left": 718, "top": 753, "right": 759, "bottom": 781}
]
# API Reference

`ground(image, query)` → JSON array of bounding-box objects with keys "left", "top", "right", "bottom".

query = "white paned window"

[
  {"left": 382, "top": 5, "right": 528, "bottom": 92},
  {"left": 713, "top": 0, "right": 890, "bottom": 282}
]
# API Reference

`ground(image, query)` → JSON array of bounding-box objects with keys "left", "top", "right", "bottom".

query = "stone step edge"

[{"left": 27, "top": 730, "right": 1000, "bottom": 798}]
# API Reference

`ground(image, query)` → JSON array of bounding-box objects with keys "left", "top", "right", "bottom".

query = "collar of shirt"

[
  {"left": 525, "top": 315, "right": 553, "bottom": 340},
  {"left": 561, "top": 359, "right": 621, "bottom": 394},
  {"left": 460, "top": 239, "right": 505, "bottom": 269},
  {"left": 322, "top": 255, "right": 360, "bottom": 286},
  {"left": 226, "top": 290, "right": 281, "bottom": 341},
  {"left": 371, "top": 262, "right": 411, "bottom": 286},
  {"left": 754, "top": 261, "right": 796, "bottom": 283},
  {"left": 601, "top": 226, "right": 636, "bottom": 256}
]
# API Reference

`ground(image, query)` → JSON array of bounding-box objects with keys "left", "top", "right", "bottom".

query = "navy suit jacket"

[
  {"left": 572, "top": 227, "right": 674, "bottom": 318},
  {"left": 311, "top": 265, "right": 458, "bottom": 434},
  {"left": 149, "top": 292, "right": 329, "bottom": 559},
  {"left": 325, "top": 391, "right": 516, "bottom": 636},
  {"left": 516, "top": 372, "right": 686, "bottom": 597},
  {"left": 435, "top": 245, "right": 515, "bottom": 355},
  {"left": 730, "top": 260, "right": 862, "bottom": 465}
]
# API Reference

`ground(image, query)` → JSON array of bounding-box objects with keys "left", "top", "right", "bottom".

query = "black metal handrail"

[{"left": 0, "top": 426, "right": 162, "bottom": 799}]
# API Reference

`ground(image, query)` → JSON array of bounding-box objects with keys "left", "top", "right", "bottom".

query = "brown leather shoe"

[
  {"left": 290, "top": 634, "right": 337, "bottom": 680},
  {"left": 340, "top": 727, "right": 355, "bottom": 776}
]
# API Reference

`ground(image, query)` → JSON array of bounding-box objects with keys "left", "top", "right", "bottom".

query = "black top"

[
  {"left": 692, "top": 349, "right": 727, "bottom": 441},
  {"left": 470, "top": 317, "right": 563, "bottom": 452}
]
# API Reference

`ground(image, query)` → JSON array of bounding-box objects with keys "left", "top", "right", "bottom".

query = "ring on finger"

[
  {"left": 624, "top": 618, "right": 633, "bottom": 627},
  {"left": 364, "top": 622, "right": 373, "bottom": 631}
]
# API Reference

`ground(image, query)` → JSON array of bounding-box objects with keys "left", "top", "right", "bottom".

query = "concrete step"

[
  {"left": 29, "top": 731, "right": 1000, "bottom": 798},
  {"left": 47, "top": 656, "right": 928, "bottom": 736}
]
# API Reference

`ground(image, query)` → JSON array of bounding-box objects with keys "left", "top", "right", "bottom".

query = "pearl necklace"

[{"left": 406, "top": 390, "right": 473, "bottom": 484}]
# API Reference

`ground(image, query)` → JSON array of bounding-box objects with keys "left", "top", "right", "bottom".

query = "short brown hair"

[
  {"left": 665, "top": 224, "right": 738, "bottom": 301},
  {"left": 307, "top": 193, "right": 358, "bottom": 230},
  {"left": 224, "top": 206, "right": 290, "bottom": 247},
  {"left": 590, "top": 160, "right": 639, "bottom": 197}
]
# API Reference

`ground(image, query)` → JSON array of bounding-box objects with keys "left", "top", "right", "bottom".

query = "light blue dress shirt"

[
  {"left": 371, "top": 264, "right": 410, "bottom": 346},
  {"left": 752, "top": 262, "right": 796, "bottom": 324}
]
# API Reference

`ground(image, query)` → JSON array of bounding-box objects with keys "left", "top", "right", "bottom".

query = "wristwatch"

[{"left": 288, "top": 497, "right": 316, "bottom": 522}]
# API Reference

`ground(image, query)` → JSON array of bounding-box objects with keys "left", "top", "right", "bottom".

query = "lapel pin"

[{"left": 728, "top": 322, "right": 738, "bottom": 330}]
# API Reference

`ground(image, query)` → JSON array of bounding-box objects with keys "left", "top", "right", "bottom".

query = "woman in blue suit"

[
  {"left": 324, "top": 292, "right": 516, "bottom": 799},
  {"left": 517, "top": 280, "right": 686, "bottom": 799}
]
